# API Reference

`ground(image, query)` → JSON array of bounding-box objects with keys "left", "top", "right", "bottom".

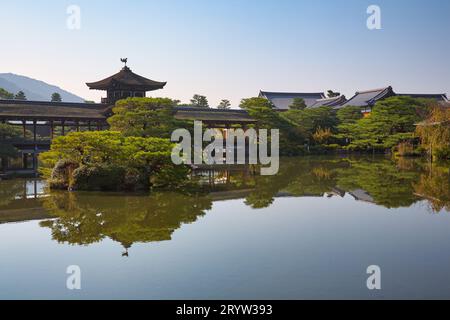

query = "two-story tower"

[{"left": 86, "top": 59, "right": 167, "bottom": 105}]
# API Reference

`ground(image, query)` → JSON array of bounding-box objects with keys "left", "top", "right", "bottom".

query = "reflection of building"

[
  {"left": 0, "top": 180, "right": 51, "bottom": 224},
  {"left": 348, "top": 189, "right": 375, "bottom": 204}
]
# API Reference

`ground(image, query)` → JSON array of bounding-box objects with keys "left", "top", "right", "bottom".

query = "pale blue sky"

[{"left": 0, "top": 0, "right": 449, "bottom": 106}]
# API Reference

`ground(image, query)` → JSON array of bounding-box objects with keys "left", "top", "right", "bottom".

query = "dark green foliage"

[
  {"left": 327, "top": 90, "right": 340, "bottom": 98},
  {"left": 14, "top": 91, "right": 27, "bottom": 100},
  {"left": 0, "top": 123, "right": 24, "bottom": 170},
  {"left": 40, "top": 131, "right": 190, "bottom": 191},
  {"left": 0, "top": 88, "right": 14, "bottom": 99},
  {"left": 282, "top": 106, "right": 338, "bottom": 143},
  {"left": 289, "top": 98, "right": 307, "bottom": 110},
  {"left": 240, "top": 97, "right": 305, "bottom": 155},
  {"left": 190, "top": 94, "right": 209, "bottom": 108},
  {"left": 217, "top": 99, "right": 231, "bottom": 109},
  {"left": 51, "top": 92, "right": 62, "bottom": 102},
  {"left": 108, "top": 97, "right": 191, "bottom": 138},
  {"left": 340, "top": 97, "right": 430, "bottom": 151},
  {"left": 72, "top": 165, "right": 126, "bottom": 191}
]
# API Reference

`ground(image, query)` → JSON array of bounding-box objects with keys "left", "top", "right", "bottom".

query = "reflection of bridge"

[{"left": 0, "top": 180, "right": 51, "bottom": 224}]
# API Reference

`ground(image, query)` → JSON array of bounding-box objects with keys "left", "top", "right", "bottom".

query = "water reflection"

[
  {"left": 0, "top": 156, "right": 449, "bottom": 251},
  {"left": 39, "top": 191, "right": 212, "bottom": 256}
]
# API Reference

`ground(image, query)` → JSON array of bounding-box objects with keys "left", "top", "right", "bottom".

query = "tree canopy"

[
  {"left": 190, "top": 94, "right": 209, "bottom": 108},
  {"left": 108, "top": 97, "right": 191, "bottom": 138},
  {"left": 51, "top": 92, "right": 62, "bottom": 102},
  {"left": 40, "top": 131, "right": 190, "bottom": 191},
  {"left": 289, "top": 98, "right": 307, "bottom": 110},
  {"left": 217, "top": 99, "right": 231, "bottom": 109},
  {"left": 14, "top": 91, "right": 27, "bottom": 100},
  {"left": 0, "top": 88, "right": 14, "bottom": 99},
  {"left": 340, "top": 96, "right": 430, "bottom": 150},
  {"left": 416, "top": 104, "right": 450, "bottom": 160},
  {"left": 0, "top": 123, "right": 24, "bottom": 171},
  {"left": 327, "top": 90, "right": 340, "bottom": 98}
]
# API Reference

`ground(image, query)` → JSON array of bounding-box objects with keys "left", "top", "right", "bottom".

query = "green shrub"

[
  {"left": 40, "top": 131, "right": 191, "bottom": 191},
  {"left": 49, "top": 159, "right": 79, "bottom": 190}
]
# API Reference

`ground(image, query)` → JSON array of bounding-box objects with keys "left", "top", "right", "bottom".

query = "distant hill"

[{"left": 0, "top": 73, "right": 85, "bottom": 103}]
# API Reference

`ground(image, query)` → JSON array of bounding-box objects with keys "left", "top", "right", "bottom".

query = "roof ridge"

[
  {"left": 0, "top": 99, "right": 104, "bottom": 107},
  {"left": 315, "top": 95, "right": 345, "bottom": 101},
  {"left": 355, "top": 86, "right": 391, "bottom": 94},
  {"left": 260, "top": 91, "right": 325, "bottom": 95}
]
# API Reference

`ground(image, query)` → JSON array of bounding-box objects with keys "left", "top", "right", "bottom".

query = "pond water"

[{"left": 0, "top": 156, "right": 449, "bottom": 299}]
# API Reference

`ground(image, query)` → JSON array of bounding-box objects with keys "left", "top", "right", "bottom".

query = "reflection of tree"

[
  {"left": 236, "top": 156, "right": 449, "bottom": 212},
  {"left": 244, "top": 157, "right": 344, "bottom": 209},
  {"left": 39, "top": 191, "right": 212, "bottom": 253},
  {"left": 335, "top": 157, "right": 421, "bottom": 208},
  {"left": 414, "top": 164, "right": 450, "bottom": 212},
  {"left": 0, "top": 180, "right": 28, "bottom": 207}
]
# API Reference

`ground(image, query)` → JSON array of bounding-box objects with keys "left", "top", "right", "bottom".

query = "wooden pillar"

[
  {"left": 61, "top": 121, "right": 65, "bottom": 136},
  {"left": 23, "top": 120, "right": 27, "bottom": 139},
  {"left": 97, "top": 121, "right": 101, "bottom": 131},
  {"left": 33, "top": 120, "right": 37, "bottom": 172},
  {"left": 23, "top": 153, "right": 28, "bottom": 169},
  {"left": 88, "top": 121, "right": 92, "bottom": 131},
  {"left": 33, "top": 120, "right": 37, "bottom": 142},
  {"left": 50, "top": 121, "right": 54, "bottom": 139},
  {"left": 76, "top": 120, "right": 80, "bottom": 132},
  {"left": 32, "top": 152, "right": 37, "bottom": 171}
]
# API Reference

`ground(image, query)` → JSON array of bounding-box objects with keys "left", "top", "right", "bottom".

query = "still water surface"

[{"left": 0, "top": 156, "right": 449, "bottom": 299}]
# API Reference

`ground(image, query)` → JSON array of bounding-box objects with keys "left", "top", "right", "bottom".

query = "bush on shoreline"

[{"left": 40, "top": 131, "right": 190, "bottom": 191}]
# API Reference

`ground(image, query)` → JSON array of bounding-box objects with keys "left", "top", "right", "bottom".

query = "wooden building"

[
  {"left": 86, "top": 60, "right": 167, "bottom": 104},
  {"left": 0, "top": 62, "right": 256, "bottom": 174}
]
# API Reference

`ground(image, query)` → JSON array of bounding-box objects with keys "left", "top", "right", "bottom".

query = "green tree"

[
  {"left": 282, "top": 106, "right": 338, "bottom": 144},
  {"left": 217, "top": 99, "right": 231, "bottom": 109},
  {"left": 343, "top": 96, "right": 429, "bottom": 151},
  {"left": 239, "top": 97, "right": 305, "bottom": 155},
  {"left": 416, "top": 104, "right": 450, "bottom": 160},
  {"left": 14, "top": 91, "right": 27, "bottom": 100},
  {"left": 51, "top": 92, "right": 62, "bottom": 102},
  {"left": 0, "top": 88, "right": 14, "bottom": 99},
  {"left": 40, "top": 131, "right": 190, "bottom": 191},
  {"left": 334, "top": 106, "right": 364, "bottom": 144},
  {"left": 289, "top": 98, "right": 307, "bottom": 110},
  {"left": 327, "top": 90, "right": 340, "bottom": 98},
  {"left": 0, "top": 123, "right": 23, "bottom": 171},
  {"left": 190, "top": 94, "right": 209, "bottom": 108},
  {"left": 108, "top": 97, "right": 191, "bottom": 138}
]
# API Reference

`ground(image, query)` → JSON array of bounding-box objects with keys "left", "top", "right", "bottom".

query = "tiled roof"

[
  {"left": 86, "top": 66, "right": 166, "bottom": 91},
  {"left": 309, "top": 95, "right": 347, "bottom": 109},
  {"left": 341, "top": 86, "right": 395, "bottom": 108},
  {"left": 396, "top": 93, "right": 448, "bottom": 102},
  {"left": 259, "top": 91, "right": 325, "bottom": 110},
  {"left": 174, "top": 107, "right": 256, "bottom": 123},
  {"left": 0, "top": 100, "right": 108, "bottom": 120}
]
